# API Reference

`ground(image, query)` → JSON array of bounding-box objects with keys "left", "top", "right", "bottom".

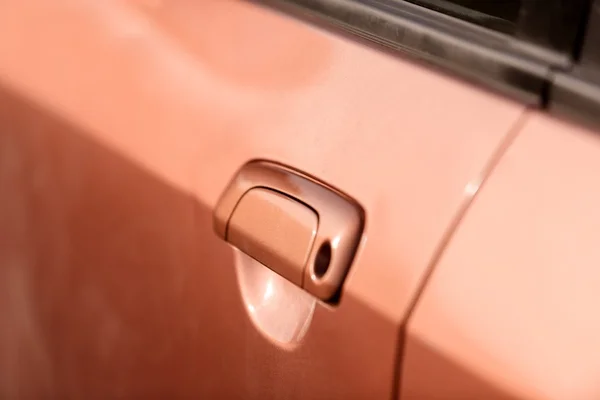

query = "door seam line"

[{"left": 390, "top": 107, "right": 532, "bottom": 400}]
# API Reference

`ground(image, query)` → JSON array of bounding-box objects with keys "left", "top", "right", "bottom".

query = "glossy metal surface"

[
  {"left": 401, "top": 112, "right": 600, "bottom": 399},
  {"left": 228, "top": 187, "right": 318, "bottom": 287},
  {"left": 235, "top": 250, "right": 316, "bottom": 346},
  {"left": 0, "top": 0, "right": 526, "bottom": 398},
  {"left": 214, "top": 160, "right": 364, "bottom": 301},
  {"left": 256, "top": 0, "right": 557, "bottom": 104}
]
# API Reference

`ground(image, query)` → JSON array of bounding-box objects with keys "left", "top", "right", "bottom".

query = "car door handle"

[{"left": 213, "top": 160, "right": 364, "bottom": 302}]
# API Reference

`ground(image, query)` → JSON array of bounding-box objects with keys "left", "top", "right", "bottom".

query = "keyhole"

[{"left": 314, "top": 241, "right": 332, "bottom": 278}]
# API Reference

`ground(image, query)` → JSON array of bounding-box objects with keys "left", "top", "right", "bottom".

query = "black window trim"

[{"left": 253, "top": 0, "right": 600, "bottom": 130}]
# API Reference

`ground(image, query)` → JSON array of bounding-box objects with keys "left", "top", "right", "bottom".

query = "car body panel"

[
  {"left": 402, "top": 112, "right": 600, "bottom": 400},
  {"left": 0, "top": 0, "right": 549, "bottom": 398}
]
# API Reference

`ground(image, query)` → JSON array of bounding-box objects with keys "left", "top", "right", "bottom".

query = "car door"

[
  {"left": 401, "top": 110, "right": 600, "bottom": 400},
  {"left": 0, "top": 0, "right": 534, "bottom": 398}
]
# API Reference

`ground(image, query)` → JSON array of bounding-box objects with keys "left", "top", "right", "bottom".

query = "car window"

[{"left": 405, "top": 0, "right": 521, "bottom": 33}]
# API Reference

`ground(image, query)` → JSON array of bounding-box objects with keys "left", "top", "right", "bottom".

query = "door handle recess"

[{"left": 213, "top": 160, "right": 364, "bottom": 302}]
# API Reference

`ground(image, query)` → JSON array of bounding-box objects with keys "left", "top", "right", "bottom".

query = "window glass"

[{"left": 406, "top": 0, "right": 522, "bottom": 33}]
